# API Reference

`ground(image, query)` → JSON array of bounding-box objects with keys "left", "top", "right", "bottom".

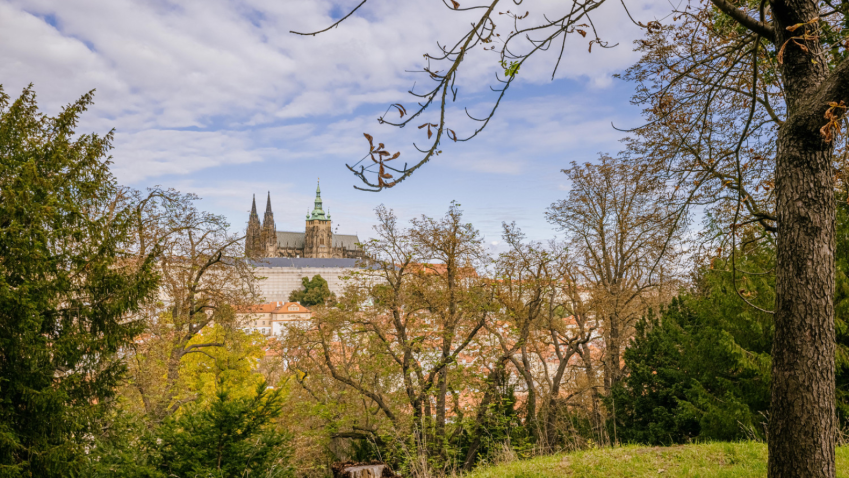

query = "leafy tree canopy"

[
  {"left": 155, "top": 381, "right": 292, "bottom": 478},
  {"left": 0, "top": 85, "right": 159, "bottom": 476},
  {"left": 89, "top": 381, "right": 293, "bottom": 478},
  {"left": 289, "top": 275, "right": 335, "bottom": 307}
]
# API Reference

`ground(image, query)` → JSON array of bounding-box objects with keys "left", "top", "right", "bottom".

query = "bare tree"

[
  {"left": 123, "top": 188, "right": 260, "bottom": 420},
  {"left": 547, "top": 157, "right": 683, "bottom": 395},
  {"left": 487, "top": 223, "right": 598, "bottom": 449},
  {"left": 286, "top": 205, "right": 491, "bottom": 470}
]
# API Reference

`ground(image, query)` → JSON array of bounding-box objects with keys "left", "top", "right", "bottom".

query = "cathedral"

[{"left": 245, "top": 182, "right": 364, "bottom": 259}]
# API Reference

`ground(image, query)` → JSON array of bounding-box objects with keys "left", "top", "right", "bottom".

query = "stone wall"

[{"left": 254, "top": 265, "right": 355, "bottom": 302}]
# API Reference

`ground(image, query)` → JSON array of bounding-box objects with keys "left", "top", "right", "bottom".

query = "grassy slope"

[{"left": 465, "top": 442, "right": 849, "bottom": 478}]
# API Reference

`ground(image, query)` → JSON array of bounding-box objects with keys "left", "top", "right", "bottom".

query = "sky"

[{"left": 1, "top": 0, "right": 671, "bottom": 250}]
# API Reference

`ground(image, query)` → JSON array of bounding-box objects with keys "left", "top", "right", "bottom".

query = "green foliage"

[
  {"left": 610, "top": 192, "right": 849, "bottom": 444},
  {"left": 156, "top": 381, "right": 292, "bottom": 477},
  {"left": 0, "top": 86, "right": 158, "bottom": 476},
  {"left": 611, "top": 240, "right": 775, "bottom": 445},
  {"left": 499, "top": 60, "right": 521, "bottom": 78},
  {"left": 175, "top": 322, "right": 268, "bottom": 406},
  {"left": 90, "top": 382, "right": 292, "bottom": 478},
  {"left": 86, "top": 411, "right": 162, "bottom": 478},
  {"left": 463, "top": 442, "right": 849, "bottom": 478},
  {"left": 288, "top": 275, "right": 335, "bottom": 307}
]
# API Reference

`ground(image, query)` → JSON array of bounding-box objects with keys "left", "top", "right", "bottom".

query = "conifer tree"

[
  {"left": 156, "top": 381, "right": 292, "bottom": 478},
  {"left": 0, "top": 85, "right": 158, "bottom": 475}
]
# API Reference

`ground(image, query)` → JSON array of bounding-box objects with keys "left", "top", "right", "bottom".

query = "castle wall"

[{"left": 254, "top": 265, "right": 356, "bottom": 302}]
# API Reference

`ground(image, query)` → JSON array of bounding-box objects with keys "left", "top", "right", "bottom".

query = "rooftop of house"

[{"left": 237, "top": 301, "right": 312, "bottom": 317}]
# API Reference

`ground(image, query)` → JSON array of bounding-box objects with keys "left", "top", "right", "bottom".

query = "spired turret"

[
  {"left": 305, "top": 180, "right": 333, "bottom": 258},
  {"left": 245, "top": 195, "right": 263, "bottom": 257},
  {"left": 261, "top": 192, "right": 276, "bottom": 255},
  {"left": 307, "top": 181, "right": 330, "bottom": 221}
]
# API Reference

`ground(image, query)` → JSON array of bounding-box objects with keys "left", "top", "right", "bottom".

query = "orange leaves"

[
  {"left": 363, "top": 133, "right": 401, "bottom": 188},
  {"left": 821, "top": 101, "right": 847, "bottom": 143},
  {"left": 762, "top": 180, "right": 774, "bottom": 192},
  {"left": 786, "top": 17, "right": 819, "bottom": 33},
  {"left": 450, "top": 0, "right": 460, "bottom": 9},
  {"left": 418, "top": 122, "right": 438, "bottom": 139},
  {"left": 777, "top": 17, "right": 820, "bottom": 64},
  {"left": 447, "top": 129, "right": 458, "bottom": 142},
  {"left": 390, "top": 104, "right": 407, "bottom": 118},
  {"left": 777, "top": 38, "right": 810, "bottom": 64},
  {"left": 577, "top": 29, "right": 587, "bottom": 38},
  {"left": 588, "top": 39, "right": 603, "bottom": 53}
]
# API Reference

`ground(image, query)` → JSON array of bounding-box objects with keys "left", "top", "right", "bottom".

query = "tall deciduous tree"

[
  {"left": 0, "top": 86, "right": 158, "bottom": 475},
  {"left": 285, "top": 205, "right": 493, "bottom": 473},
  {"left": 123, "top": 188, "right": 260, "bottom": 421},
  {"left": 485, "top": 223, "right": 597, "bottom": 450},
  {"left": 546, "top": 157, "right": 682, "bottom": 395}
]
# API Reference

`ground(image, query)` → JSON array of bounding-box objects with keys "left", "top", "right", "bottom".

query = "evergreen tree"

[
  {"left": 288, "top": 275, "right": 334, "bottom": 307},
  {"left": 156, "top": 381, "right": 292, "bottom": 478},
  {"left": 611, "top": 237, "right": 775, "bottom": 444},
  {"left": 613, "top": 196, "right": 849, "bottom": 444},
  {"left": 0, "top": 86, "right": 158, "bottom": 475}
]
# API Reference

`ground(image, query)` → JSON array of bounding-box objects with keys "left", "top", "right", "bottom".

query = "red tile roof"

[{"left": 237, "top": 301, "right": 312, "bottom": 315}]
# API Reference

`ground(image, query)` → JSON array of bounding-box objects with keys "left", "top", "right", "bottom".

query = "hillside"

[{"left": 465, "top": 443, "right": 849, "bottom": 478}]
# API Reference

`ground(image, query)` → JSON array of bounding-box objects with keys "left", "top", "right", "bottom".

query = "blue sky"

[{"left": 1, "top": 0, "right": 669, "bottom": 249}]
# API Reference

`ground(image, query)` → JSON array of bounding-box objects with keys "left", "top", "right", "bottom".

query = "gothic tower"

[
  {"left": 261, "top": 192, "right": 276, "bottom": 256},
  {"left": 304, "top": 181, "right": 333, "bottom": 258},
  {"left": 245, "top": 195, "right": 263, "bottom": 257}
]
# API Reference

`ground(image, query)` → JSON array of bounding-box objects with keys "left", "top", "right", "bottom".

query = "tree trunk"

[
  {"left": 767, "top": 0, "right": 837, "bottom": 476},
  {"left": 435, "top": 366, "right": 448, "bottom": 458},
  {"left": 603, "top": 315, "right": 621, "bottom": 395},
  {"left": 769, "top": 135, "right": 836, "bottom": 478}
]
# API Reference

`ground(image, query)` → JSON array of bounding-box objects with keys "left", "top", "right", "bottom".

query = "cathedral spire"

[
  {"left": 246, "top": 194, "right": 263, "bottom": 257},
  {"left": 308, "top": 179, "right": 329, "bottom": 221},
  {"left": 261, "top": 192, "right": 276, "bottom": 253}
]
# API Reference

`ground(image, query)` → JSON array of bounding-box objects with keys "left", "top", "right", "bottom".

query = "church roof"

[
  {"left": 275, "top": 231, "right": 361, "bottom": 250},
  {"left": 249, "top": 257, "right": 368, "bottom": 269},
  {"left": 276, "top": 231, "right": 306, "bottom": 249},
  {"left": 333, "top": 234, "right": 360, "bottom": 250}
]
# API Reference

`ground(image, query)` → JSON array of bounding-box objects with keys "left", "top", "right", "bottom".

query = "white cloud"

[
  {"left": 111, "top": 129, "right": 276, "bottom": 182},
  {"left": 3, "top": 0, "right": 663, "bottom": 130},
  {"left": 1, "top": 0, "right": 667, "bottom": 241}
]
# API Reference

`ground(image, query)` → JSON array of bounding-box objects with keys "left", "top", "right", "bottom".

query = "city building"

[
  {"left": 245, "top": 181, "right": 363, "bottom": 259},
  {"left": 237, "top": 301, "right": 312, "bottom": 336}
]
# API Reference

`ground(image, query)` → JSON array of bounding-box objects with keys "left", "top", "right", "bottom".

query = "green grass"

[{"left": 464, "top": 442, "right": 849, "bottom": 478}]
